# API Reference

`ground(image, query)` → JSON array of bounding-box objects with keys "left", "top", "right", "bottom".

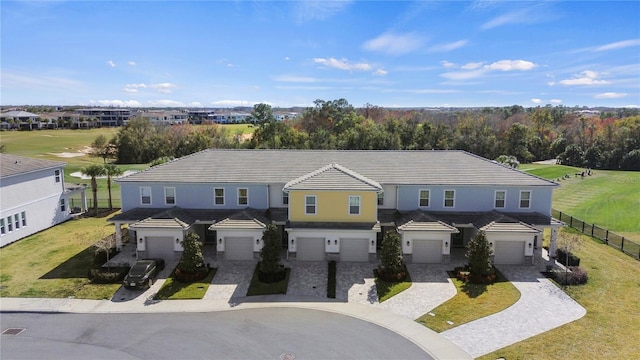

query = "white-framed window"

[
  {"left": 140, "top": 187, "right": 152, "bottom": 205},
  {"left": 519, "top": 191, "right": 531, "bottom": 208},
  {"left": 21, "top": 211, "right": 27, "bottom": 227},
  {"left": 377, "top": 192, "right": 384, "bottom": 206},
  {"left": 282, "top": 191, "right": 289, "bottom": 205},
  {"left": 6, "top": 217, "right": 13, "bottom": 232},
  {"left": 305, "top": 195, "right": 316, "bottom": 215},
  {"left": 164, "top": 187, "right": 176, "bottom": 205},
  {"left": 54, "top": 169, "right": 61, "bottom": 183},
  {"left": 419, "top": 189, "right": 430, "bottom": 207},
  {"left": 495, "top": 190, "right": 506, "bottom": 208},
  {"left": 238, "top": 188, "right": 248, "bottom": 206},
  {"left": 444, "top": 190, "right": 455, "bottom": 208},
  {"left": 60, "top": 198, "right": 66, "bottom": 212},
  {"left": 349, "top": 195, "right": 361, "bottom": 215},
  {"left": 214, "top": 188, "right": 225, "bottom": 206},
  {"left": 14, "top": 214, "right": 20, "bottom": 229},
  {"left": 1, "top": 218, "right": 5, "bottom": 235}
]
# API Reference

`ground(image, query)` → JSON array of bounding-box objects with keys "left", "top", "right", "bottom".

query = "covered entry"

[
  {"left": 296, "top": 237, "right": 325, "bottom": 261},
  {"left": 493, "top": 241, "right": 525, "bottom": 265},
  {"left": 340, "top": 238, "right": 369, "bottom": 262},
  {"left": 412, "top": 239, "right": 442, "bottom": 263},
  {"left": 224, "top": 237, "right": 255, "bottom": 260}
]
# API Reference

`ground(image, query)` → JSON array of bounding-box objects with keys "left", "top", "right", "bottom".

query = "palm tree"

[
  {"left": 103, "top": 164, "right": 123, "bottom": 210},
  {"left": 81, "top": 164, "right": 106, "bottom": 216}
]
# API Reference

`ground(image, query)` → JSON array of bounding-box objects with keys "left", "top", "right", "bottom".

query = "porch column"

[
  {"left": 548, "top": 227, "right": 558, "bottom": 266},
  {"left": 115, "top": 223, "right": 122, "bottom": 251}
]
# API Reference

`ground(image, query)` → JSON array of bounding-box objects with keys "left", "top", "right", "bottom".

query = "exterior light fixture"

[
  {"left": 406, "top": 241, "right": 410, "bottom": 246},
  {"left": 371, "top": 240, "right": 374, "bottom": 246},
  {"left": 219, "top": 238, "right": 222, "bottom": 244},
  {"left": 176, "top": 238, "right": 180, "bottom": 244},
  {"left": 327, "top": 240, "right": 331, "bottom": 245},
  {"left": 257, "top": 239, "right": 260, "bottom": 244},
  {"left": 528, "top": 243, "right": 532, "bottom": 248},
  {"left": 291, "top": 239, "right": 295, "bottom": 244},
  {"left": 335, "top": 240, "right": 338, "bottom": 245},
  {"left": 139, "top": 238, "right": 143, "bottom": 243},
  {"left": 445, "top": 241, "right": 449, "bottom": 247}
]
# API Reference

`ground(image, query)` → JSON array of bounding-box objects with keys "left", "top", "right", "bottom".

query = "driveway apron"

[
  {"left": 287, "top": 261, "right": 328, "bottom": 298},
  {"left": 441, "top": 264, "right": 587, "bottom": 358},
  {"left": 204, "top": 261, "right": 256, "bottom": 301},
  {"left": 336, "top": 262, "right": 377, "bottom": 303}
]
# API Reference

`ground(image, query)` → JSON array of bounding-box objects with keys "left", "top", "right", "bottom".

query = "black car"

[{"left": 123, "top": 258, "right": 165, "bottom": 289}]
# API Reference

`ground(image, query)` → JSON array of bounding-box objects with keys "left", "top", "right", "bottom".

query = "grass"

[
  {"left": 520, "top": 163, "right": 581, "bottom": 180},
  {"left": 416, "top": 269, "right": 520, "bottom": 333},
  {"left": 246, "top": 264, "right": 290, "bottom": 296},
  {"left": 154, "top": 268, "right": 217, "bottom": 300},
  {"left": 481, "top": 228, "right": 640, "bottom": 360},
  {"left": 0, "top": 213, "right": 123, "bottom": 299},
  {"left": 374, "top": 268, "right": 412, "bottom": 302},
  {"left": 221, "top": 123, "right": 255, "bottom": 135}
]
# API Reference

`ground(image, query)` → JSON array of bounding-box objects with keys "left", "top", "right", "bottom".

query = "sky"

[{"left": 1, "top": 1, "right": 639, "bottom": 109}]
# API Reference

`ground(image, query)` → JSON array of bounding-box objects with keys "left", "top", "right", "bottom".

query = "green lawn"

[
  {"left": 0, "top": 213, "right": 123, "bottom": 299},
  {"left": 374, "top": 269, "right": 412, "bottom": 302},
  {"left": 154, "top": 268, "right": 217, "bottom": 300},
  {"left": 246, "top": 264, "right": 290, "bottom": 296},
  {"left": 221, "top": 123, "right": 255, "bottom": 135},
  {"left": 416, "top": 269, "right": 520, "bottom": 332},
  {"left": 481, "top": 229, "right": 640, "bottom": 360},
  {"left": 520, "top": 163, "right": 581, "bottom": 180}
]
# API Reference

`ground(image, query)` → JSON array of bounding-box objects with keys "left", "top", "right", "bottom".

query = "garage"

[
  {"left": 494, "top": 241, "right": 525, "bottom": 265},
  {"left": 340, "top": 238, "right": 370, "bottom": 262},
  {"left": 146, "top": 236, "right": 175, "bottom": 259},
  {"left": 296, "top": 237, "right": 325, "bottom": 261},
  {"left": 412, "top": 239, "right": 442, "bottom": 263},
  {"left": 224, "top": 237, "right": 254, "bottom": 260}
]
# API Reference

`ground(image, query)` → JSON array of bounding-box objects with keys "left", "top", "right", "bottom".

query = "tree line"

[{"left": 94, "top": 99, "right": 640, "bottom": 170}]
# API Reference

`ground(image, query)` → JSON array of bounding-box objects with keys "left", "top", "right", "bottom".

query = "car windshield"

[{"left": 129, "top": 262, "right": 152, "bottom": 276}]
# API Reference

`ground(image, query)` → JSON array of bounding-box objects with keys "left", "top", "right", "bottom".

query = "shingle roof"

[
  {"left": 129, "top": 207, "right": 194, "bottom": 230},
  {"left": 210, "top": 209, "right": 268, "bottom": 230},
  {"left": 0, "top": 154, "right": 65, "bottom": 179},
  {"left": 397, "top": 211, "right": 459, "bottom": 233},
  {"left": 284, "top": 163, "right": 382, "bottom": 191},
  {"left": 117, "top": 149, "right": 557, "bottom": 187}
]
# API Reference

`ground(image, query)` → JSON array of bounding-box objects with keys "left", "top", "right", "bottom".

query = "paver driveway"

[
  {"left": 335, "top": 262, "right": 377, "bottom": 303},
  {"left": 287, "top": 261, "right": 328, "bottom": 298},
  {"left": 204, "top": 261, "right": 256, "bottom": 301}
]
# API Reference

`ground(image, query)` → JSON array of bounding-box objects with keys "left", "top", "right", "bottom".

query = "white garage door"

[
  {"left": 494, "top": 241, "right": 525, "bottom": 265},
  {"left": 146, "top": 236, "right": 175, "bottom": 260},
  {"left": 412, "top": 239, "right": 442, "bottom": 264},
  {"left": 296, "top": 237, "right": 325, "bottom": 261},
  {"left": 340, "top": 238, "right": 369, "bottom": 262},
  {"left": 225, "top": 237, "right": 254, "bottom": 261}
]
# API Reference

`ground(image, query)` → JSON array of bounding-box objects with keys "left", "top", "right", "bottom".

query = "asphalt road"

[{"left": 1, "top": 308, "right": 432, "bottom": 360}]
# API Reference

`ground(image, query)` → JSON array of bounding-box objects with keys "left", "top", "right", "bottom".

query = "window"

[
  {"left": 21, "top": 212, "right": 27, "bottom": 227},
  {"left": 520, "top": 191, "right": 531, "bottom": 208},
  {"left": 60, "top": 198, "right": 66, "bottom": 212},
  {"left": 444, "top": 190, "right": 455, "bottom": 208},
  {"left": 305, "top": 195, "right": 316, "bottom": 215},
  {"left": 238, "top": 188, "right": 248, "bottom": 206},
  {"left": 214, "top": 188, "right": 225, "bottom": 205},
  {"left": 6, "top": 217, "right": 12, "bottom": 232},
  {"left": 164, "top": 187, "right": 176, "bottom": 205},
  {"left": 377, "top": 192, "right": 384, "bottom": 206},
  {"left": 1, "top": 218, "right": 5, "bottom": 235},
  {"left": 282, "top": 191, "right": 289, "bottom": 205},
  {"left": 54, "top": 169, "right": 61, "bottom": 183},
  {"left": 14, "top": 214, "right": 20, "bottom": 229},
  {"left": 349, "top": 196, "right": 361, "bottom": 215},
  {"left": 419, "top": 189, "right": 430, "bottom": 207},
  {"left": 495, "top": 191, "right": 506, "bottom": 208},
  {"left": 140, "top": 187, "right": 151, "bottom": 205}
]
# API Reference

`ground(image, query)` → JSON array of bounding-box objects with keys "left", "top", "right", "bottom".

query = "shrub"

[
  {"left": 379, "top": 230, "right": 404, "bottom": 274},
  {"left": 466, "top": 231, "right": 495, "bottom": 279},
  {"left": 455, "top": 266, "right": 497, "bottom": 284},
  {"left": 174, "top": 267, "right": 209, "bottom": 283},
  {"left": 177, "top": 232, "right": 206, "bottom": 273},
  {"left": 93, "top": 247, "right": 118, "bottom": 267},
  {"left": 550, "top": 266, "right": 588, "bottom": 285},
  {"left": 259, "top": 224, "right": 282, "bottom": 275},
  {"left": 556, "top": 249, "right": 581, "bottom": 267},
  {"left": 88, "top": 267, "right": 129, "bottom": 284},
  {"left": 327, "top": 260, "right": 336, "bottom": 298}
]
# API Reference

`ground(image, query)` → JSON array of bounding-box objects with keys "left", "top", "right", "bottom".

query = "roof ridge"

[{"left": 283, "top": 163, "right": 382, "bottom": 190}]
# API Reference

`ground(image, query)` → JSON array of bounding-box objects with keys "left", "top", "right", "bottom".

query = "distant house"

[
  {"left": 110, "top": 150, "right": 562, "bottom": 265},
  {"left": 137, "top": 110, "right": 188, "bottom": 125},
  {"left": 0, "top": 111, "right": 41, "bottom": 130},
  {"left": 0, "top": 154, "right": 87, "bottom": 247},
  {"left": 77, "top": 108, "right": 132, "bottom": 126}
]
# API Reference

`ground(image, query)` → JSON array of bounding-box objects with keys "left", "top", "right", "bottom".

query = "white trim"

[
  {"left": 214, "top": 188, "right": 225, "bottom": 206},
  {"left": 140, "top": 186, "right": 152, "bottom": 205},
  {"left": 494, "top": 190, "right": 506, "bottom": 209},
  {"left": 237, "top": 188, "right": 248, "bottom": 206},
  {"left": 164, "top": 187, "right": 176, "bottom": 205},
  {"left": 305, "top": 195, "right": 317, "bottom": 215},
  {"left": 419, "top": 189, "right": 430, "bottom": 208},
  {"left": 519, "top": 190, "right": 531, "bottom": 209},
  {"left": 444, "top": 189, "right": 455, "bottom": 208}
]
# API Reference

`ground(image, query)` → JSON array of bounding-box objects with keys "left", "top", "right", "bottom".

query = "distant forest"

[{"left": 101, "top": 99, "right": 640, "bottom": 170}]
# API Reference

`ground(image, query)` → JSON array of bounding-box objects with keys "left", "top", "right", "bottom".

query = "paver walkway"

[{"left": 441, "top": 264, "right": 587, "bottom": 358}]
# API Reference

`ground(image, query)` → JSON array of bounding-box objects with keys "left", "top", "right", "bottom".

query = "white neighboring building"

[{"left": 0, "top": 154, "right": 87, "bottom": 247}]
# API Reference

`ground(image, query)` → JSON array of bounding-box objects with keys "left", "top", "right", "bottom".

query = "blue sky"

[{"left": 1, "top": 1, "right": 639, "bottom": 108}]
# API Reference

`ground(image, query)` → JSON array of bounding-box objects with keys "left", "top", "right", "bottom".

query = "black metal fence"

[{"left": 552, "top": 209, "right": 640, "bottom": 260}]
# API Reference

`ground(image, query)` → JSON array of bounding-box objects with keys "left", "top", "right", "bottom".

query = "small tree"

[
  {"left": 259, "top": 224, "right": 282, "bottom": 275},
  {"left": 466, "top": 231, "right": 495, "bottom": 277},
  {"left": 557, "top": 232, "right": 582, "bottom": 287},
  {"left": 81, "top": 164, "right": 106, "bottom": 216},
  {"left": 177, "top": 232, "right": 205, "bottom": 273},
  {"left": 379, "top": 230, "right": 404, "bottom": 275},
  {"left": 103, "top": 164, "right": 123, "bottom": 210}
]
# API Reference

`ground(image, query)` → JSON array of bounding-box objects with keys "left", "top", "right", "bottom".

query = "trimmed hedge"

[
  {"left": 556, "top": 249, "right": 581, "bottom": 267},
  {"left": 327, "top": 260, "right": 336, "bottom": 298},
  {"left": 88, "top": 267, "right": 130, "bottom": 284}
]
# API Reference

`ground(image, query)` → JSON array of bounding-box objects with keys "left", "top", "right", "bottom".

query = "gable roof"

[
  {"left": 397, "top": 211, "right": 459, "bottom": 233},
  {"left": 210, "top": 209, "right": 268, "bottom": 230},
  {"left": 0, "top": 154, "right": 65, "bottom": 179},
  {"left": 129, "top": 207, "right": 194, "bottom": 230},
  {"left": 283, "top": 163, "right": 382, "bottom": 192},
  {"left": 118, "top": 149, "right": 557, "bottom": 187}
]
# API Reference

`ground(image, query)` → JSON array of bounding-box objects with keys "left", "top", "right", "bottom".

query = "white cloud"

[
  {"left": 362, "top": 32, "right": 424, "bottom": 55},
  {"left": 554, "top": 71, "right": 610, "bottom": 86},
  {"left": 484, "top": 60, "right": 536, "bottom": 71},
  {"left": 441, "top": 69, "right": 487, "bottom": 80},
  {"left": 189, "top": 102, "right": 203, "bottom": 107},
  {"left": 481, "top": 8, "right": 530, "bottom": 29},
  {"left": 211, "top": 100, "right": 256, "bottom": 107},
  {"left": 106, "top": 60, "right": 116, "bottom": 68},
  {"left": 531, "top": 98, "right": 542, "bottom": 104},
  {"left": 147, "top": 99, "right": 185, "bottom": 107},
  {"left": 440, "top": 60, "right": 457, "bottom": 68},
  {"left": 294, "top": 1, "right": 351, "bottom": 23},
  {"left": 461, "top": 62, "right": 484, "bottom": 70},
  {"left": 314, "top": 57, "right": 372, "bottom": 72},
  {"left": 429, "top": 40, "right": 468, "bottom": 52},
  {"left": 550, "top": 99, "right": 562, "bottom": 104},
  {"left": 594, "top": 92, "right": 627, "bottom": 99},
  {"left": 594, "top": 39, "right": 640, "bottom": 52},
  {"left": 90, "top": 99, "right": 142, "bottom": 107},
  {"left": 284, "top": 56, "right": 290, "bottom": 61},
  {"left": 123, "top": 83, "right": 147, "bottom": 93},
  {"left": 374, "top": 69, "right": 388, "bottom": 76},
  {"left": 274, "top": 75, "right": 318, "bottom": 83},
  {"left": 128, "top": 61, "right": 137, "bottom": 66},
  {"left": 150, "top": 83, "right": 177, "bottom": 94}
]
